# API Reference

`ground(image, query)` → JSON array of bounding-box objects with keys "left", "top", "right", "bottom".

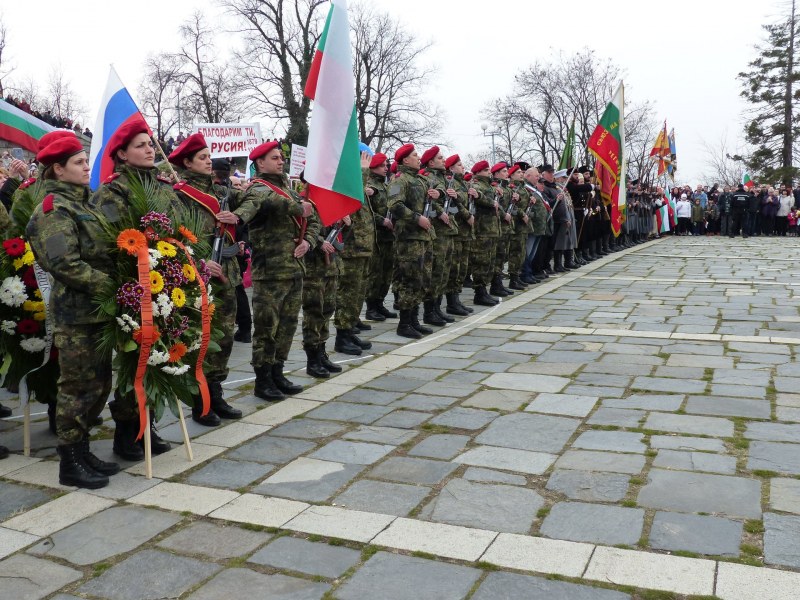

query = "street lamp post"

[{"left": 481, "top": 123, "right": 501, "bottom": 165}]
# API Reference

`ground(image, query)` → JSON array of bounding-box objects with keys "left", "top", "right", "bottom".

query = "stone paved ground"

[{"left": 3, "top": 236, "right": 800, "bottom": 599}]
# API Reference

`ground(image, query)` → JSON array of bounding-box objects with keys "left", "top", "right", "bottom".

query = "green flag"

[{"left": 559, "top": 119, "right": 575, "bottom": 171}]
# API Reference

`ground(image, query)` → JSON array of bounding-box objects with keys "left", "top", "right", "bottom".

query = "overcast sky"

[{"left": 0, "top": 0, "right": 779, "bottom": 183}]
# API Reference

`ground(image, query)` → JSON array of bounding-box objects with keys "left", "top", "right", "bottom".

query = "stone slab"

[
  {"left": 572, "top": 431, "right": 646, "bottom": 454},
  {"left": 186, "top": 568, "right": 330, "bottom": 600},
  {"left": 652, "top": 449, "right": 737, "bottom": 474},
  {"left": 208, "top": 494, "right": 308, "bottom": 528},
  {"left": 764, "top": 512, "right": 800, "bottom": 568},
  {"left": 187, "top": 458, "right": 273, "bottom": 489},
  {"left": 368, "top": 456, "right": 458, "bottom": 484},
  {"left": 554, "top": 450, "right": 646, "bottom": 474},
  {"left": 342, "top": 425, "right": 418, "bottom": 445},
  {"left": 685, "top": 396, "right": 771, "bottom": 419},
  {"left": 408, "top": 434, "right": 470, "bottom": 459},
  {"left": 128, "top": 482, "right": 238, "bottom": 516},
  {"left": 748, "top": 441, "right": 800, "bottom": 475},
  {"left": 480, "top": 532, "right": 594, "bottom": 578},
  {"left": 333, "top": 480, "right": 429, "bottom": 516},
  {"left": 428, "top": 407, "right": 498, "bottom": 430},
  {"left": 472, "top": 571, "right": 631, "bottom": 600},
  {"left": 0, "top": 481, "right": 51, "bottom": 521},
  {"left": 476, "top": 413, "right": 580, "bottom": 453},
  {"left": 285, "top": 505, "right": 395, "bottom": 543},
  {"left": 643, "top": 412, "right": 734, "bottom": 437},
  {"left": 391, "top": 394, "right": 458, "bottom": 411},
  {"left": 546, "top": 470, "right": 630, "bottom": 502},
  {"left": 309, "top": 440, "right": 394, "bottom": 465},
  {"left": 587, "top": 408, "right": 645, "bottom": 427},
  {"left": 483, "top": 372, "right": 570, "bottom": 393},
  {"left": 463, "top": 467, "right": 527, "bottom": 486},
  {"left": 248, "top": 536, "right": 360, "bottom": 578},
  {"left": 540, "top": 502, "right": 644, "bottom": 545},
  {"left": 0, "top": 554, "right": 81, "bottom": 600},
  {"left": 158, "top": 521, "right": 270, "bottom": 559},
  {"left": 525, "top": 393, "right": 599, "bottom": 417},
  {"left": 373, "top": 410, "right": 431, "bottom": 429},
  {"left": 716, "top": 561, "right": 800, "bottom": 600},
  {"left": 648, "top": 511, "right": 743, "bottom": 556},
  {"left": 304, "top": 401, "right": 394, "bottom": 424},
  {"left": 650, "top": 435, "right": 726, "bottom": 452},
  {"left": 746, "top": 422, "right": 800, "bottom": 443},
  {"left": 254, "top": 457, "right": 365, "bottom": 502},
  {"left": 604, "top": 394, "right": 684, "bottom": 412},
  {"left": 268, "top": 419, "right": 348, "bottom": 440},
  {"left": 1, "top": 491, "right": 115, "bottom": 536},
  {"left": 0, "top": 526, "right": 39, "bottom": 560},
  {"left": 770, "top": 477, "right": 800, "bottom": 513},
  {"left": 227, "top": 435, "right": 316, "bottom": 464},
  {"left": 461, "top": 389, "right": 531, "bottom": 411},
  {"left": 371, "top": 518, "right": 496, "bottom": 562},
  {"left": 454, "top": 446, "right": 557, "bottom": 475},
  {"left": 632, "top": 376, "right": 707, "bottom": 394}
]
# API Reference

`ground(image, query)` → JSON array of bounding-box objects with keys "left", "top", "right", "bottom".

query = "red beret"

[
  {"left": 38, "top": 130, "right": 75, "bottom": 152},
  {"left": 249, "top": 140, "right": 281, "bottom": 161},
  {"left": 507, "top": 164, "right": 520, "bottom": 176},
  {"left": 36, "top": 133, "right": 84, "bottom": 167},
  {"left": 471, "top": 160, "right": 489, "bottom": 174},
  {"left": 369, "top": 152, "right": 388, "bottom": 169},
  {"left": 107, "top": 119, "right": 151, "bottom": 159},
  {"left": 491, "top": 162, "right": 508, "bottom": 174},
  {"left": 168, "top": 133, "right": 209, "bottom": 167},
  {"left": 445, "top": 154, "right": 460, "bottom": 170},
  {"left": 394, "top": 143, "right": 414, "bottom": 164},
  {"left": 420, "top": 145, "right": 439, "bottom": 166},
  {"left": 390, "top": 162, "right": 397, "bottom": 174},
  {"left": 463, "top": 172, "right": 473, "bottom": 182}
]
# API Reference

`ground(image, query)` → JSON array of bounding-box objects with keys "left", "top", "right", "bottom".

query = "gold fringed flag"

[
  {"left": 588, "top": 82, "right": 626, "bottom": 237},
  {"left": 649, "top": 121, "right": 670, "bottom": 177}
]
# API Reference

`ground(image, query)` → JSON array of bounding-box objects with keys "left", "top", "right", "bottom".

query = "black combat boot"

[
  {"left": 81, "top": 437, "right": 120, "bottom": 476},
  {"left": 364, "top": 300, "right": 386, "bottom": 322},
  {"left": 234, "top": 327, "right": 251, "bottom": 343},
  {"left": 192, "top": 399, "right": 221, "bottom": 427},
  {"left": 435, "top": 296, "right": 455, "bottom": 322},
  {"left": 456, "top": 292, "right": 474, "bottom": 313},
  {"left": 58, "top": 443, "right": 108, "bottom": 489},
  {"left": 209, "top": 381, "right": 242, "bottom": 419},
  {"left": 411, "top": 305, "right": 433, "bottom": 335},
  {"left": 463, "top": 274, "right": 474, "bottom": 288},
  {"left": 397, "top": 309, "right": 423, "bottom": 339},
  {"left": 355, "top": 319, "right": 371, "bottom": 331},
  {"left": 553, "top": 251, "right": 566, "bottom": 273},
  {"left": 113, "top": 419, "right": 145, "bottom": 461},
  {"left": 474, "top": 285, "right": 499, "bottom": 306},
  {"left": 335, "top": 329, "right": 362, "bottom": 355},
  {"left": 0, "top": 445, "right": 8, "bottom": 459},
  {"left": 446, "top": 292, "right": 469, "bottom": 316},
  {"left": 254, "top": 365, "right": 285, "bottom": 401},
  {"left": 349, "top": 330, "right": 372, "bottom": 350},
  {"left": 489, "top": 274, "right": 509, "bottom": 297},
  {"left": 423, "top": 299, "right": 446, "bottom": 326},
  {"left": 509, "top": 275, "right": 526, "bottom": 290},
  {"left": 376, "top": 299, "right": 397, "bottom": 319},
  {"left": 0, "top": 403, "right": 10, "bottom": 418},
  {"left": 565, "top": 252, "right": 578, "bottom": 269},
  {"left": 143, "top": 413, "right": 172, "bottom": 455},
  {"left": 272, "top": 362, "right": 302, "bottom": 395},
  {"left": 318, "top": 344, "right": 342, "bottom": 373},
  {"left": 304, "top": 344, "right": 330, "bottom": 379}
]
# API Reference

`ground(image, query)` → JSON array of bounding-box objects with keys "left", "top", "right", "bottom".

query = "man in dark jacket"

[
  {"left": 717, "top": 186, "right": 732, "bottom": 236},
  {"left": 729, "top": 184, "right": 751, "bottom": 237}
]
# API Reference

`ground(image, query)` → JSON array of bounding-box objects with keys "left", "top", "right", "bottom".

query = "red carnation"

[
  {"left": 3, "top": 237, "right": 26, "bottom": 257},
  {"left": 22, "top": 267, "right": 37, "bottom": 288},
  {"left": 17, "top": 319, "right": 40, "bottom": 335}
]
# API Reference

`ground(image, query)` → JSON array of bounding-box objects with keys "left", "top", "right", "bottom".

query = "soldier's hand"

[
  {"left": 504, "top": 213, "right": 512, "bottom": 223},
  {"left": 467, "top": 215, "right": 475, "bottom": 226},
  {"left": 216, "top": 210, "right": 239, "bottom": 225},
  {"left": 427, "top": 189, "right": 440, "bottom": 199},
  {"left": 530, "top": 197, "right": 537, "bottom": 204},
  {"left": 207, "top": 260, "right": 224, "bottom": 279},
  {"left": 294, "top": 239, "right": 311, "bottom": 258},
  {"left": 468, "top": 188, "right": 479, "bottom": 198},
  {"left": 418, "top": 215, "right": 432, "bottom": 231},
  {"left": 300, "top": 202, "right": 314, "bottom": 217},
  {"left": 360, "top": 151, "right": 371, "bottom": 169},
  {"left": 238, "top": 241, "right": 247, "bottom": 255},
  {"left": 365, "top": 187, "right": 375, "bottom": 197},
  {"left": 342, "top": 215, "right": 352, "bottom": 226},
  {"left": 383, "top": 218, "right": 393, "bottom": 230},
  {"left": 321, "top": 241, "right": 336, "bottom": 254},
  {"left": 446, "top": 188, "right": 457, "bottom": 198},
  {"left": 523, "top": 215, "right": 529, "bottom": 224},
  {"left": 9, "top": 159, "right": 27, "bottom": 179},
  {"left": 439, "top": 213, "right": 450, "bottom": 225}
]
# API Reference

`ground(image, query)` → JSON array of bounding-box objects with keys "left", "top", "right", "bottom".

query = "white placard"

[
  {"left": 192, "top": 123, "right": 263, "bottom": 158},
  {"left": 289, "top": 144, "right": 307, "bottom": 178}
]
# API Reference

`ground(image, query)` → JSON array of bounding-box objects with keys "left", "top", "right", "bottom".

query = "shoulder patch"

[
  {"left": 156, "top": 175, "right": 173, "bottom": 185},
  {"left": 18, "top": 177, "right": 37, "bottom": 190},
  {"left": 42, "top": 194, "right": 55, "bottom": 214},
  {"left": 104, "top": 173, "right": 120, "bottom": 184},
  {"left": 389, "top": 183, "right": 401, "bottom": 196}
]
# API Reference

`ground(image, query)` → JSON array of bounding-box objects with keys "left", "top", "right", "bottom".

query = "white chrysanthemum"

[
  {"left": 194, "top": 296, "right": 202, "bottom": 309},
  {"left": 116, "top": 317, "right": 132, "bottom": 332},
  {"left": 1, "top": 320, "right": 16, "bottom": 335},
  {"left": 0, "top": 276, "right": 26, "bottom": 307},
  {"left": 156, "top": 293, "right": 173, "bottom": 318},
  {"left": 187, "top": 338, "right": 202, "bottom": 352},
  {"left": 186, "top": 246, "right": 194, "bottom": 256},
  {"left": 122, "top": 314, "right": 140, "bottom": 330},
  {"left": 148, "top": 249, "right": 162, "bottom": 270},
  {"left": 161, "top": 364, "right": 190, "bottom": 376},
  {"left": 147, "top": 349, "right": 170, "bottom": 366},
  {"left": 20, "top": 337, "right": 47, "bottom": 353}
]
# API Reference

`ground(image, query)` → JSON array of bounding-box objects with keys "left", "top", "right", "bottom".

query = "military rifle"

[{"left": 212, "top": 179, "right": 232, "bottom": 265}]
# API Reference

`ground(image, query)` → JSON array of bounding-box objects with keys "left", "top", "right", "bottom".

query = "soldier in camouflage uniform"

[
  {"left": 388, "top": 144, "right": 435, "bottom": 339},
  {"left": 507, "top": 164, "right": 532, "bottom": 290},
  {"left": 26, "top": 133, "right": 120, "bottom": 488},
  {"left": 443, "top": 155, "right": 474, "bottom": 317},
  {"left": 232, "top": 141, "right": 319, "bottom": 400},
  {"left": 90, "top": 121, "right": 177, "bottom": 461},
  {"left": 364, "top": 153, "right": 397, "bottom": 322},
  {"left": 168, "top": 133, "right": 243, "bottom": 427},
  {"left": 468, "top": 161, "right": 501, "bottom": 306},
  {"left": 490, "top": 162, "right": 515, "bottom": 297}
]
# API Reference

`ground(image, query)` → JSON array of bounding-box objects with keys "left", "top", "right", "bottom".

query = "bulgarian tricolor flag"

[
  {"left": 303, "top": 0, "right": 363, "bottom": 226},
  {"left": 742, "top": 172, "right": 754, "bottom": 190},
  {"left": 588, "top": 82, "right": 626, "bottom": 237},
  {"left": 0, "top": 100, "right": 55, "bottom": 154}
]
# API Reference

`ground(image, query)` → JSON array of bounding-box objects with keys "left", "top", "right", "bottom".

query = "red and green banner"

[
  {"left": 0, "top": 100, "right": 55, "bottom": 154},
  {"left": 742, "top": 172, "right": 754, "bottom": 190},
  {"left": 650, "top": 121, "right": 670, "bottom": 177},
  {"left": 589, "top": 83, "right": 625, "bottom": 237}
]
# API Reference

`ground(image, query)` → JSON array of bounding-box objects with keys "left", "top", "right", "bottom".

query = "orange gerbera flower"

[
  {"left": 168, "top": 342, "right": 187, "bottom": 363},
  {"left": 132, "top": 327, "right": 161, "bottom": 345},
  {"left": 208, "top": 303, "right": 216, "bottom": 317},
  {"left": 178, "top": 225, "right": 198, "bottom": 244},
  {"left": 117, "top": 229, "right": 148, "bottom": 255}
]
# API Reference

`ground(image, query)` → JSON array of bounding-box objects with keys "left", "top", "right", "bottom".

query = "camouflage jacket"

[
  {"left": 511, "top": 180, "right": 532, "bottom": 233},
  {"left": 233, "top": 173, "right": 320, "bottom": 280},
  {"left": 494, "top": 179, "right": 515, "bottom": 234},
  {"left": 450, "top": 173, "right": 474, "bottom": 240},
  {"left": 27, "top": 180, "right": 114, "bottom": 325},
  {"left": 526, "top": 185, "right": 549, "bottom": 236},
  {"left": 339, "top": 168, "right": 375, "bottom": 259},
  {"left": 367, "top": 173, "right": 394, "bottom": 244},
  {"left": 388, "top": 165, "right": 435, "bottom": 243},
  {"left": 304, "top": 206, "right": 340, "bottom": 279},
  {"left": 91, "top": 164, "right": 182, "bottom": 226},
  {"left": 471, "top": 175, "right": 500, "bottom": 237},
  {"left": 425, "top": 167, "right": 459, "bottom": 237}
]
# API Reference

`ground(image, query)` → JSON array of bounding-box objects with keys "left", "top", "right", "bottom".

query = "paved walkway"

[{"left": 2, "top": 236, "right": 800, "bottom": 599}]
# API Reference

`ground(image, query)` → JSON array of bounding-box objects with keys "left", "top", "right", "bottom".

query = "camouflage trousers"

[
  {"left": 393, "top": 239, "right": 432, "bottom": 310},
  {"left": 494, "top": 231, "right": 512, "bottom": 275},
  {"left": 205, "top": 263, "right": 238, "bottom": 384},
  {"left": 303, "top": 273, "right": 337, "bottom": 346},
  {"left": 334, "top": 256, "right": 370, "bottom": 330},
  {"left": 469, "top": 236, "right": 497, "bottom": 287},
  {"left": 446, "top": 238, "right": 471, "bottom": 294},
  {"left": 507, "top": 232, "right": 528, "bottom": 275},
  {"left": 366, "top": 241, "right": 394, "bottom": 302},
  {"left": 429, "top": 233, "right": 454, "bottom": 300},
  {"left": 252, "top": 275, "right": 302, "bottom": 367},
  {"left": 55, "top": 322, "right": 112, "bottom": 445}
]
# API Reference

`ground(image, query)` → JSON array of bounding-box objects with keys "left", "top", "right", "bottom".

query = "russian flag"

[{"left": 89, "top": 67, "right": 150, "bottom": 190}]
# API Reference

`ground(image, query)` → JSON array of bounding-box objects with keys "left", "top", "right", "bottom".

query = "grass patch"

[
  {"left": 740, "top": 543, "right": 761, "bottom": 556},
  {"left": 420, "top": 423, "right": 452, "bottom": 434},
  {"left": 687, "top": 596, "right": 722, "bottom": 600},
  {"left": 629, "top": 477, "right": 644, "bottom": 485},
  {"left": 361, "top": 545, "right": 379, "bottom": 560},
  {"left": 238, "top": 523, "right": 267, "bottom": 532},
  {"left": 744, "top": 520, "right": 764, "bottom": 534},
  {"left": 645, "top": 449, "right": 658, "bottom": 457},
  {"left": 92, "top": 562, "right": 112, "bottom": 577},
  {"left": 536, "top": 507, "right": 550, "bottom": 518},
  {"left": 226, "top": 556, "right": 248, "bottom": 567},
  {"left": 638, "top": 536, "right": 649, "bottom": 548},
  {"left": 327, "top": 537, "right": 346, "bottom": 546},
  {"left": 590, "top": 424, "right": 620, "bottom": 431},
  {"left": 180, "top": 511, "right": 192, "bottom": 517},
  {"left": 621, "top": 500, "right": 637, "bottom": 508},
  {"left": 672, "top": 550, "right": 700, "bottom": 559},
  {"left": 640, "top": 591, "right": 679, "bottom": 600},
  {"left": 307, "top": 534, "right": 322, "bottom": 542},
  {"left": 751, "top": 469, "right": 779, "bottom": 479},
  {"left": 411, "top": 550, "right": 437, "bottom": 560},
  {"left": 730, "top": 437, "right": 749, "bottom": 450},
  {"left": 475, "top": 561, "right": 501, "bottom": 571}
]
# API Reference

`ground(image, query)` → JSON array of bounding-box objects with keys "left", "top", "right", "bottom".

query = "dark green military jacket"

[
  {"left": 449, "top": 173, "right": 473, "bottom": 241},
  {"left": 425, "top": 167, "right": 459, "bottom": 237},
  {"left": 367, "top": 173, "right": 394, "bottom": 245},
  {"left": 91, "top": 164, "right": 181, "bottom": 225},
  {"left": 233, "top": 172, "right": 320, "bottom": 281},
  {"left": 495, "top": 178, "right": 515, "bottom": 235},
  {"left": 471, "top": 175, "right": 500, "bottom": 238},
  {"left": 304, "top": 204, "right": 340, "bottom": 278},
  {"left": 512, "top": 179, "right": 533, "bottom": 233},
  {"left": 340, "top": 168, "right": 375, "bottom": 259},
  {"left": 527, "top": 185, "right": 548, "bottom": 236},
  {"left": 27, "top": 180, "right": 114, "bottom": 325},
  {"left": 388, "top": 165, "right": 435, "bottom": 243}
]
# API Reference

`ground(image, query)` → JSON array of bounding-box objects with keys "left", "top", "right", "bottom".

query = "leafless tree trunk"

[
  {"left": 46, "top": 66, "right": 87, "bottom": 126},
  {"left": 702, "top": 133, "right": 747, "bottom": 187},
  {"left": 0, "top": 17, "right": 10, "bottom": 98},
  {"left": 139, "top": 54, "right": 183, "bottom": 142}
]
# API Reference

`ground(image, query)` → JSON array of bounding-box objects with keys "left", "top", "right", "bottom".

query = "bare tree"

[
  {"left": 223, "top": 0, "right": 327, "bottom": 145},
  {"left": 0, "top": 16, "right": 11, "bottom": 98},
  {"left": 702, "top": 132, "right": 747, "bottom": 187},
  {"left": 624, "top": 100, "right": 660, "bottom": 185},
  {"left": 139, "top": 53, "right": 183, "bottom": 142},
  {"left": 6, "top": 77, "right": 41, "bottom": 110},
  {"left": 46, "top": 66, "right": 87, "bottom": 126}
]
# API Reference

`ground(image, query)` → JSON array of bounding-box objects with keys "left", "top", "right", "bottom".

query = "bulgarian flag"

[
  {"left": 0, "top": 100, "right": 55, "bottom": 154},
  {"left": 742, "top": 172, "right": 754, "bottom": 190},
  {"left": 589, "top": 82, "right": 626, "bottom": 237},
  {"left": 303, "top": 0, "right": 363, "bottom": 226}
]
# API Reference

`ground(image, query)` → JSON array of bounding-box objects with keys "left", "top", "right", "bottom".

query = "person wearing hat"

[
  {"left": 387, "top": 143, "right": 435, "bottom": 338},
  {"left": 520, "top": 166, "right": 548, "bottom": 283},
  {"left": 169, "top": 134, "right": 244, "bottom": 427},
  {"left": 232, "top": 141, "right": 319, "bottom": 399},
  {"left": 490, "top": 162, "right": 515, "bottom": 297},
  {"left": 364, "top": 153, "right": 398, "bottom": 323},
  {"left": 26, "top": 132, "right": 120, "bottom": 488},
  {"left": 539, "top": 164, "right": 572, "bottom": 272},
  {"left": 443, "top": 154, "right": 474, "bottom": 316},
  {"left": 91, "top": 119, "right": 177, "bottom": 461},
  {"left": 567, "top": 168, "right": 598, "bottom": 263},
  {"left": 507, "top": 163, "right": 533, "bottom": 289},
  {"left": 468, "top": 160, "right": 502, "bottom": 306}
]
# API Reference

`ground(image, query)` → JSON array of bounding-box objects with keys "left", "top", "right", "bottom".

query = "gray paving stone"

[
  {"left": 364, "top": 375, "right": 427, "bottom": 392},
  {"left": 648, "top": 511, "right": 743, "bottom": 557},
  {"left": 463, "top": 467, "right": 527, "bottom": 486},
  {"left": 0, "top": 554, "right": 82, "bottom": 600},
  {"left": 582, "top": 362, "right": 654, "bottom": 377},
  {"left": 748, "top": 441, "right": 800, "bottom": 474},
  {"left": 415, "top": 381, "right": 480, "bottom": 398},
  {"left": 764, "top": 512, "right": 800, "bottom": 568},
  {"left": 746, "top": 422, "right": 800, "bottom": 443},
  {"left": 540, "top": 502, "right": 644, "bottom": 545},
  {"left": 187, "top": 568, "right": 329, "bottom": 600},
  {"left": 632, "top": 376, "right": 707, "bottom": 394},
  {"left": 253, "top": 458, "right": 366, "bottom": 502},
  {"left": 483, "top": 372, "right": 570, "bottom": 393},
  {"left": 643, "top": 412, "right": 734, "bottom": 437},
  {"left": 712, "top": 368, "right": 771, "bottom": 387},
  {"left": 79, "top": 549, "right": 220, "bottom": 600},
  {"left": 268, "top": 419, "right": 348, "bottom": 439},
  {"left": 473, "top": 571, "right": 631, "bottom": 600},
  {"left": 390, "top": 394, "right": 457, "bottom": 411},
  {"left": 572, "top": 430, "right": 645, "bottom": 453},
  {"left": 603, "top": 394, "right": 684, "bottom": 412},
  {"left": 685, "top": 396, "right": 771, "bottom": 419},
  {"left": 554, "top": 450, "right": 646, "bottom": 474},
  {"left": 440, "top": 370, "right": 491, "bottom": 385},
  {"left": 468, "top": 361, "right": 512, "bottom": 373},
  {"left": 337, "top": 388, "right": 404, "bottom": 405},
  {"left": 587, "top": 408, "right": 645, "bottom": 427},
  {"left": 335, "top": 551, "right": 481, "bottom": 600},
  {"left": 710, "top": 383, "right": 767, "bottom": 399},
  {"left": 309, "top": 440, "right": 394, "bottom": 465},
  {"left": 546, "top": 470, "right": 630, "bottom": 502},
  {"left": 654, "top": 366, "right": 706, "bottom": 380},
  {"left": 0, "top": 481, "right": 51, "bottom": 521},
  {"left": 408, "top": 434, "right": 470, "bottom": 459},
  {"left": 249, "top": 536, "right": 360, "bottom": 578},
  {"left": 373, "top": 410, "right": 431, "bottom": 429},
  {"left": 652, "top": 449, "right": 737, "bottom": 474},
  {"left": 453, "top": 446, "right": 556, "bottom": 475},
  {"left": 158, "top": 522, "right": 270, "bottom": 559},
  {"left": 650, "top": 435, "right": 726, "bottom": 452},
  {"left": 421, "top": 478, "right": 543, "bottom": 534},
  {"left": 495, "top": 341, "right": 551, "bottom": 354},
  {"left": 410, "top": 356, "right": 476, "bottom": 370},
  {"left": 342, "top": 425, "right": 418, "bottom": 445},
  {"left": 428, "top": 407, "right": 498, "bottom": 430},
  {"left": 476, "top": 413, "right": 580, "bottom": 453},
  {"left": 27, "top": 506, "right": 180, "bottom": 566},
  {"left": 187, "top": 458, "right": 273, "bottom": 488},
  {"left": 461, "top": 389, "right": 531, "bottom": 411},
  {"left": 770, "top": 478, "right": 800, "bottom": 513},
  {"left": 333, "top": 480, "right": 430, "bottom": 516},
  {"left": 562, "top": 384, "right": 627, "bottom": 399},
  {"left": 368, "top": 456, "right": 458, "bottom": 484},
  {"left": 525, "top": 393, "right": 598, "bottom": 417},
  {"left": 304, "top": 401, "right": 394, "bottom": 424},
  {"left": 575, "top": 373, "right": 633, "bottom": 388},
  {"left": 637, "top": 469, "right": 762, "bottom": 518},
  {"left": 228, "top": 435, "right": 316, "bottom": 464}
]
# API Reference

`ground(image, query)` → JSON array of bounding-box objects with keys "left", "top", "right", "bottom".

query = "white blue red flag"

[{"left": 89, "top": 66, "right": 150, "bottom": 190}]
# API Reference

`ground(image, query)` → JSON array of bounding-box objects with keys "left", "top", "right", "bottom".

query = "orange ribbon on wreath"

[{"left": 134, "top": 245, "right": 155, "bottom": 441}]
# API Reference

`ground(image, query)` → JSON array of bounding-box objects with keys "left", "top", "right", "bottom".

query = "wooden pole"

[
  {"left": 23, "top": 404, "right": 30, "bottom": 457},
  {"left": 144, "top": 416, "right": 153, "bottom": 479},
  {"left": 177, "top": 405, "right": 193, "bottom": 461}
]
